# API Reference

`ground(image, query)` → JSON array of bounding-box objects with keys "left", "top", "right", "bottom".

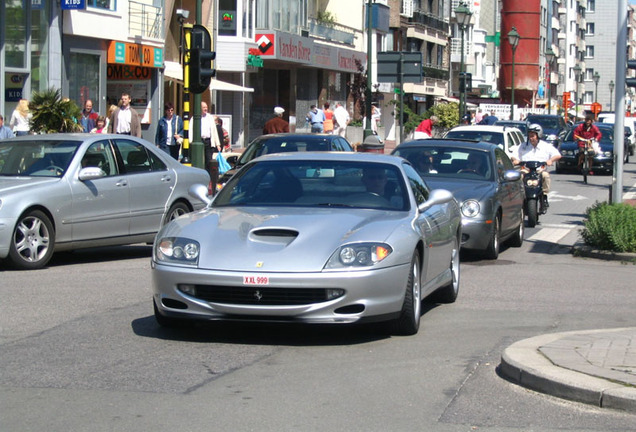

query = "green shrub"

[
  {"left": 29, "top": 87, "right": 83, "bottom": 133},
  {"left": 580, "top": 202, "right": 636, "bottom": 252}
]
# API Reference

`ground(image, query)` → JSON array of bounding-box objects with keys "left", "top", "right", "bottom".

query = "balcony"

[
  {"left": 129, "top": 1, "right": 162, "bottom": 40},
  {"left": 410, "top": 10, "right": 450, "bottom": 33},
  {"left": 423, "top": 64, "right": 449, "bottom": 81},
  {"left": 308, "top": 19, "right": 356, "bottom": 46}
]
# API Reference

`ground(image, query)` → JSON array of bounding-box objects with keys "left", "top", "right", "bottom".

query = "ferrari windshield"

[
  {"left": 214, "top": 159, "right": 409, "bottom": 211},
  {"left": 0, "top": 140, "right": 81, "bottom": 177}
]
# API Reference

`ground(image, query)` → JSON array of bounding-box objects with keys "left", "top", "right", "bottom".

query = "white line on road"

[{"left": 527, "top": 228, "right": 572, "bottom": 243}]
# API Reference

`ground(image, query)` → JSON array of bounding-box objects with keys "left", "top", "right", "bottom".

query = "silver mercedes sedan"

[
  {"left": 152, "top": 152, "right": 461, "bottom": 335},
  {"left": 0, "top": 134, "right": 210, "bottom": 270}
]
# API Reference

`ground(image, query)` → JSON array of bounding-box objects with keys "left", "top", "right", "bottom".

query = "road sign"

[{"left": 377, "top": 52, "right": 423, "bottom": 83}]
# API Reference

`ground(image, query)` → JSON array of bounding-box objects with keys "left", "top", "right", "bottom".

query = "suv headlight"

[{"left": 155, "top": 237, "right": 200, "bottom": 266}]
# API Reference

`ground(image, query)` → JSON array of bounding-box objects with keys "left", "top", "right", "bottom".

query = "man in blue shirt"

[
  {"left": 306, "top": 105, "right": 326, "bottom": 133},
  {"left": 0, "top": 115, "right": 14, "bottom": 139}
]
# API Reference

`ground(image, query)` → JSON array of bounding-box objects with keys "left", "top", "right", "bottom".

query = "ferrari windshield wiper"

[{"left": 317, "top": 202, "right": 354, "bottom": 207}]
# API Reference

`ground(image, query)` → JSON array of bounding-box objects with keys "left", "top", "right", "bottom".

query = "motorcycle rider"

[
  {"left": 511, "top": 123, "right": 561, "bottom": 207},
  {"left": 573, "top": 114, "right": 602, "bottom": 175}
]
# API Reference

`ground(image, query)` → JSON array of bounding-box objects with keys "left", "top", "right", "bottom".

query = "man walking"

[
  {"left": 108, "top": 93, "right": 142, "bottom": 137},
  {"left": 0, "top": 115, "right": 13, "bottom": 139},
  {"left": 263, "top": 106, "right": 290, "bottom": 134},
  {"left": 333, "top": 102, "right": 350, "bottom": 138},
  {"left": 80, "top": 99, "right": 99, "bottom": 133},
  {"left": 306, "top": 105, "right": 326, "bottom": 133}
]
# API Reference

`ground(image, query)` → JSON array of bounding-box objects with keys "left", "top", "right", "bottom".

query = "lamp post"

[
  {"left": 609, "top": 80, "right": 615, "bottom": 111},
  {"left": 573, "top": 64, "right": 581, "bottom": 121},
  {"left": 363, "top": 0, "right": 374, "bottom": 139},
  {"left": 455, "top": 2, "right": 472, "bottom": 124},
  {"left": 545, "top": 48, "right": 555, "bottom": 115},
  {"left": 508, "top": 27, "right": 520, "bottom": 120},
  {"left": 593, "top": 71, "right": 600, "bottom": 102}
]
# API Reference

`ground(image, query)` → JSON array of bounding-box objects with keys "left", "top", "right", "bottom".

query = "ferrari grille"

[{"left": 190, "top": 286, "right": 343, "bottom": 305}]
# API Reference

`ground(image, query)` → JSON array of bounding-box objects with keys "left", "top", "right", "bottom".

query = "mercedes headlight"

[
  {"left": 155, "top": 237, "right": 200, "bottom": 266},
  {"left": 325, "top": 243, "right": 392, "bottom": 269},
  {"left": 461, "top": 199, "right": 480, "bottom": 218}
]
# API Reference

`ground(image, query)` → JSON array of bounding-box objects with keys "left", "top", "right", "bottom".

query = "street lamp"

[
  {"left": 455, "top": 2, "right": 472, "bottom": 123},
  {"left": 545, "top": 48, "right": 555, "bottom": 115},
  {"left": 508, "top": 26, "right": 520, "bottom": 120},
  {"left": 573, "top": 64, "right": 582, "bottom": 121},
  {"left": 609, "top": 80, "right": 615, "bottom": 111},
  {"left": 593, "top": 71, "right": 600, "bottom": 102}
]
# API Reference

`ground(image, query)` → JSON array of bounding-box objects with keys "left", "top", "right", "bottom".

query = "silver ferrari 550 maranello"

[
  {"left": 152, "top": 152, "right": 462, "bottom": 335},
  {"left": 0, "top": 134, "right": 210, "bottom": 270}
]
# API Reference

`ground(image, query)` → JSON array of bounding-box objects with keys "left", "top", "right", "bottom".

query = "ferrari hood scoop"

[{"left": 248, "top": 228, "right": 299, "bottom": 245}]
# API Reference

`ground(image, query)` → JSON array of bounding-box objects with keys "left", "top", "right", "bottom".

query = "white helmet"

[{"left": 527, "top": 123, "right": 543, "bottom": 139}]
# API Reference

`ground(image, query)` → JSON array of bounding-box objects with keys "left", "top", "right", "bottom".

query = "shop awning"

[
  {"left": 209, "top": 79, "right": 254, "bottom": 93},
  {"left": 162, "top": 61, "right": 254, "bottom": 93},
  {"left": 438, "top": 96, "right": 477, "bottom": 108}
]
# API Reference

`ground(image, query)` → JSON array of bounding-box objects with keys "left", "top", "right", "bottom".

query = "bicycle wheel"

[{"left": 582, "top": 155, "right": 588, "bottom": 184}]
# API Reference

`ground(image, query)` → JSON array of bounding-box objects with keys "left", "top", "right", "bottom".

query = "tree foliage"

[
  {"left": 390, "top": 101, "right": 460, "bottom": 136},
  {"left": 29, "top": 88, "right": 84, "bottom": 134}
]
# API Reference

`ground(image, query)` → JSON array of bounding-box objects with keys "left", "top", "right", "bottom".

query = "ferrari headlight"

[
  {"left": 325, "top": 243, "right": 393, "bottom": 269},
  {"left": 155, "top": 237, "right": 200, "bottom": 266},
  {"left": 461, "top": 199, "right": 480, "bottom": 218}
]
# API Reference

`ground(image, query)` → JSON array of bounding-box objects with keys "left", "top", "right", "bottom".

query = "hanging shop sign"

[{"left": 108, "top": 41, "right": 163, "bottom": 68}]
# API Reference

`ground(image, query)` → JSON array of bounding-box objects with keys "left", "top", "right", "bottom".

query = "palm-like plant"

[{"left": 29, "top": 88, "right": 84, "bottom": 133}]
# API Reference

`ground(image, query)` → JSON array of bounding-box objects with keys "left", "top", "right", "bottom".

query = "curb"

[
  {"left": 500, "top": 330, "right": 636, "bottom": 412},
  {"left": 571, "top": 244, "right": 636, "bottom": 263}
]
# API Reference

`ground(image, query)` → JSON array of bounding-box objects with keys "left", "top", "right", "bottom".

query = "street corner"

[{"left": 499, "top": 329, "right": 636, "bottom": 413}]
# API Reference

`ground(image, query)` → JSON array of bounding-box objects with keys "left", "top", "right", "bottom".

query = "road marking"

[
  {"left": 527, "top": 228, "right": 571, "bottom": 243},
  {"left": 538, "top": 223, "right": 578, "bottom": 229},
  {"left": 547, "top": 191, "right": 588, "bottom": 201}
]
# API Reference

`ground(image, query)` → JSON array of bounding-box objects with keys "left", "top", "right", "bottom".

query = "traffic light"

[
  {"left": 627, "top": 60, "right": 636, "bottom": 88},
  {"left": 459, "top": 72, "right": 472, "bottom": 92},
  {"left": 188, "top": 24, "right": 216, "bottom": 94}
]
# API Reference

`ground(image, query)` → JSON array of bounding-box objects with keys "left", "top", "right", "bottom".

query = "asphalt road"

[{"left": 1, "top": 161, "right": 635, "bottom": 431}]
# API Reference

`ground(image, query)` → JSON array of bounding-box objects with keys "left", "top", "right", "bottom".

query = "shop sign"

[
  {"left": 5, "top": 88, "right": 23, "bottom": 102},
  {"left": 108, "top": 41, "right": 163, "bottom": 68},
  {"left": 107, "top": 64, "right": 153, "bottom": 80},
  {"left": 61, "top": 0, "right": 85, "bottom": 10}
]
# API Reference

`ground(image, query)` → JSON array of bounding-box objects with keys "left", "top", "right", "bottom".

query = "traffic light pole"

[
  {"left": 181, "top": 24, "right": 192, "bottom": 166},
  {"left": 190, "top": 0, "right": 204, "bottom": 169}
]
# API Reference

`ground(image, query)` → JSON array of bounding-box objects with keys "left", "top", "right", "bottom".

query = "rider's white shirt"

[{"left": 514, "top": 139, "right": 560, "bottom": 162}]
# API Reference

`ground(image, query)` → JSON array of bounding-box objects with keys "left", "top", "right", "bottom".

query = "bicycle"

[{"left": 574, "top": 136, "right": 598, "bottom": 184}]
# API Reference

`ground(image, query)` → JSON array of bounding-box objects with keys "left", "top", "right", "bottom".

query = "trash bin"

[{"left": 357, "top": 134, "right": 385, "bottom": 153}]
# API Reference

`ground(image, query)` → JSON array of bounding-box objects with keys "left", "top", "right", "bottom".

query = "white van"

[{"left": 598, "top": 114, "right": 636, "bottom": 156}]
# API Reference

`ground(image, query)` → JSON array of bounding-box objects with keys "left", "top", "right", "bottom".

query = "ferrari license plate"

[{"left": 243, "top": 275, "right": 269, "bottom": 285}]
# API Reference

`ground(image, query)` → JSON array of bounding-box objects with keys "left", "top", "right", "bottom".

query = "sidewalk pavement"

[{"left": 499, "top": 205, "right": 636, "bottom": 412}]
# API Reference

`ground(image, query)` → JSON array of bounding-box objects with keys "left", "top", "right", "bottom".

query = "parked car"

[
  {"left": 524, "top": 114, "right": 568, "bottom": 147},
  {"left": 494, "top": 119, "right": 529, "bottom": 139},
  {"left": 217, "top": 133, "right": 354, "bottom": 188},
  {"left": 152, "top": 152, "right": 462, "bottom": 335},
  {"left": 0, "top": 134, "right": 210, "bottom": 270},
  {"left": 598, "top": 114, "right": 636, "bottom": 156},
  {"left": 556, "top": 122, "right": 625, "bottom": 173},
  {"left": 392, "top": 139, "right": 525, "bottom": 260},
  {"left": 443, "top": 125, "right": 525, "bottom": 156}
]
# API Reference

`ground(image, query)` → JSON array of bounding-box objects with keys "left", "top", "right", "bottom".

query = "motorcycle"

[{"left": 519, "top": 161, "right": 548, "bottom": 228}]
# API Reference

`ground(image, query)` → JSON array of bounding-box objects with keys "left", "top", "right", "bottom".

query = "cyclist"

[
  {"left": 573, "top": 115, "right": 602, "bottom": 175},
  {"left": 511, "top": 123, "right": 561, "bottom": 207}
]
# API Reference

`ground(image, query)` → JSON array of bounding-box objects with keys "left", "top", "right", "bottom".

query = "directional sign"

[
  {"left": 61, "top": 0, "right": 86, "bottom": 10},
  {"left": 377, "top": 52, "right": 423, "bottom": 83}
]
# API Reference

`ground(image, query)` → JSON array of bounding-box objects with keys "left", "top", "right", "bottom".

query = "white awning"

[
  {"left": 162, "top": 61, "right": 254, "bottom": 93},
  {"left": 209, "top": 78, "right": 254, "bottom": 93},
  {"left": 438, "top": 96, "right": 477, "bottom": 108},
  {"left": 163, "top": 61, "right": 183, "bottom": 81}
]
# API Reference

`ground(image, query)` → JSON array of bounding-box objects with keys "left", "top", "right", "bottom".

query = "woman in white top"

[{"left": 9, "top": 99, "right": 31, "bottom": 136}]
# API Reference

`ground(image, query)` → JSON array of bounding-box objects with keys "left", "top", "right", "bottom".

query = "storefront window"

[
  {"left": 68, "top": 52, "right": 101, "bottom": 110},
  {"left": 87, "top": 0, "right": 115, "bottom": 10},
  {"left": 31, "top": 0, "right": 49, "bottom": 93},
  {"left": 5, "top": 0, "right": 28, "bottom": 68}
]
